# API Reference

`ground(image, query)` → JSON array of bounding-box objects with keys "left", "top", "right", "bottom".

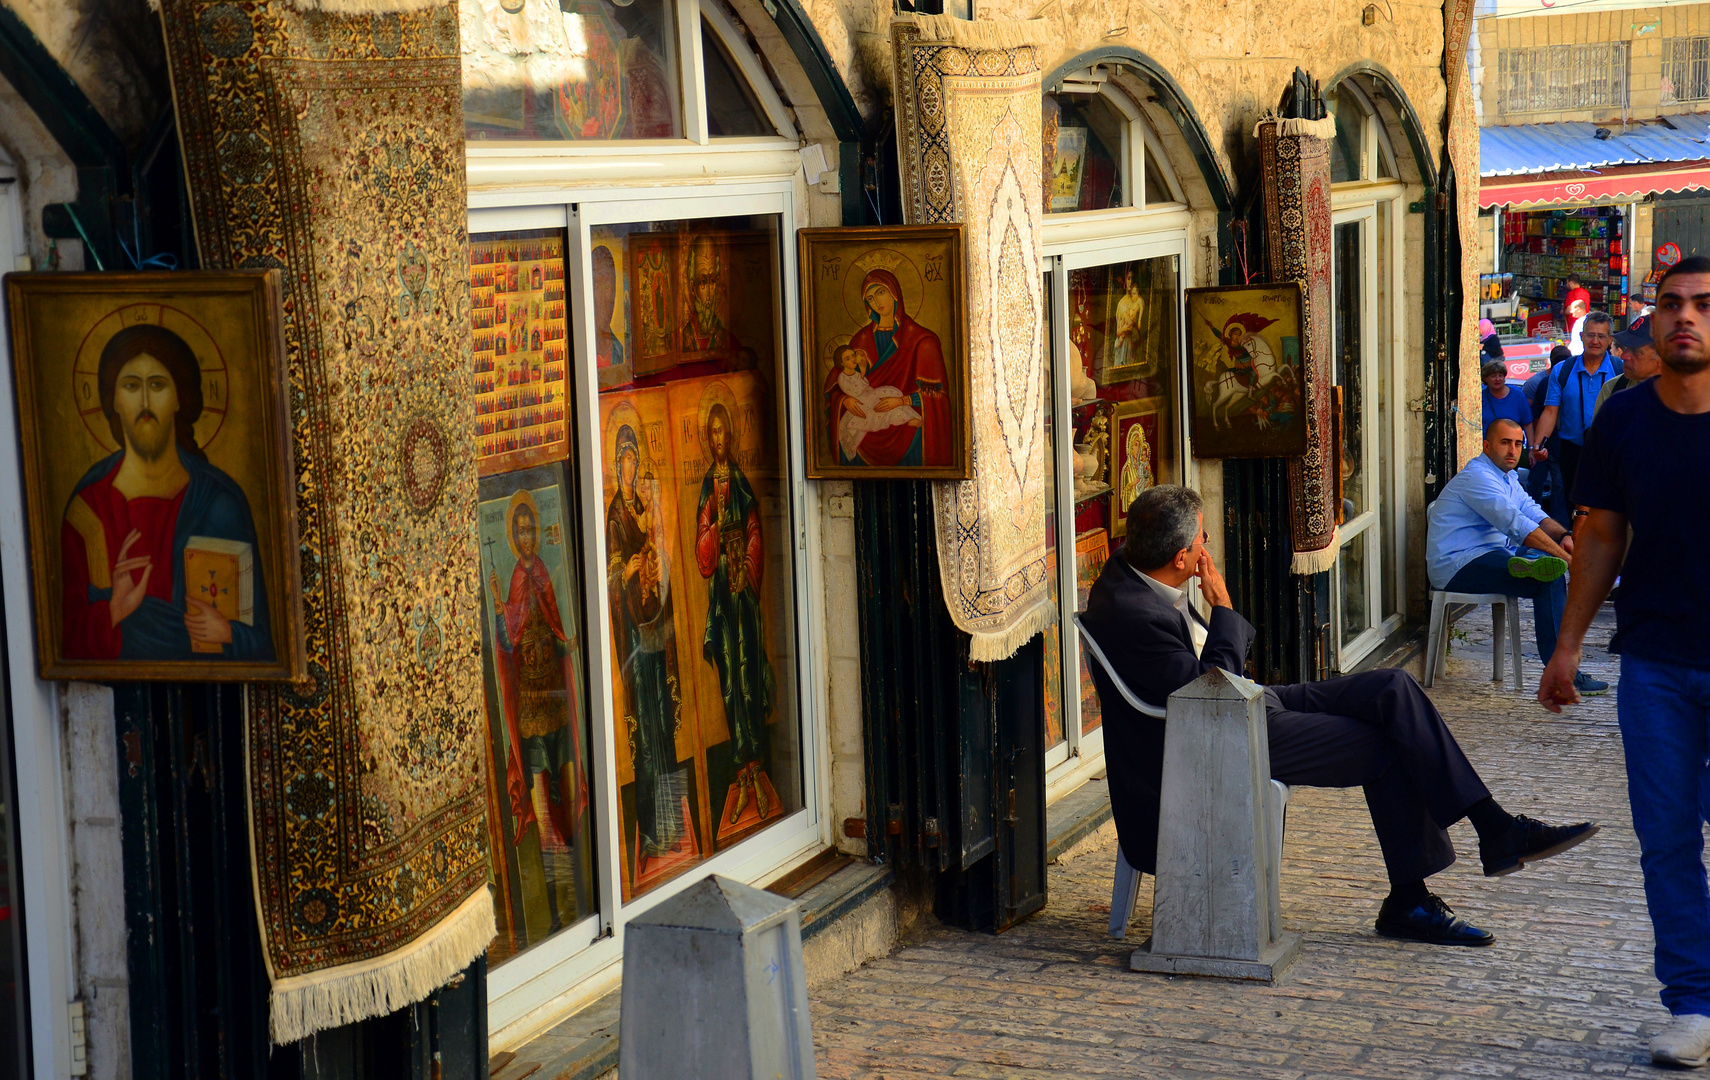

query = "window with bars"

[
  {"left": 1663, "top": 36, "right": 1710, "bottom": 104},
  {"left": 1497, "top": 42, "right": 1630, "bottom": 114}
]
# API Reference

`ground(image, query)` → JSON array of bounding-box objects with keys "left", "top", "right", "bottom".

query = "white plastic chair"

[
  {"left": 1073, "top": 615, "right": 1290, "bottom": 941},
  {"left": 1423, "top": 591, "right": 1524, "bottom": 690}
]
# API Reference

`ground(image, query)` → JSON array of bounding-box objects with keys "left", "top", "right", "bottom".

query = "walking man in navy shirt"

[
  {"left": 1534, "top": 311, "right": 1621, "bottom": 506},
  {"left": 1540, "top": 254, "right": 1710, "bottom": 1068}
]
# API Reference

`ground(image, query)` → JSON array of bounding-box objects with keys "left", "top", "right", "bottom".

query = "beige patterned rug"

[
  {"left": 159, "top": 0, "right": 492, "bottom": 1043},
  {"left": 891, "top": 15, "right": 1053, "bottom": 662}
]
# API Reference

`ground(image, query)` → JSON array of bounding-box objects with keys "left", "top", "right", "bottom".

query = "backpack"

[{"left": 1553, "top": 352, "right": 1623, "bottom": 393}]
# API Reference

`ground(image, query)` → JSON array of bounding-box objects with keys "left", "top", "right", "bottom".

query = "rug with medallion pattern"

[
  {"left": 1259, "top": 118, "right": 1339, "bottom": 574},
  {"left": 891, "top": 14, "right": 1053, "bottom": 662},
  {"left": 158, "top": 0, "right": 492, "bottom": 1043}
]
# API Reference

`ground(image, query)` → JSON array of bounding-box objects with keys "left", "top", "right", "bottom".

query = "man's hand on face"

[{"left": 1195, "top": 550, "right": 1232, "bottom": 609}]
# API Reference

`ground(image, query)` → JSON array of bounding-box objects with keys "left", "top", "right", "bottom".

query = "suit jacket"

[{"left": 1079, "top": 555, "right": 1255, "bottom": 874}]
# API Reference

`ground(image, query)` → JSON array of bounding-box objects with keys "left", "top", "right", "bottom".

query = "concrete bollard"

[
  {"left": 618, "top": 874, "right": 817, "bottom": 1080},
  {"left": 1129, "top": 667, "right": 1301, "bottom": 982}
]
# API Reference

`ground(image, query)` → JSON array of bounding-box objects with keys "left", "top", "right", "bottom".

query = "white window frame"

[
  {"left": 462, "top": 0, "right": 833, "bottom": 1031},
  {"left": 463, "top": 0, "right": 796, "bottom": 161},
  {"left": 1040, "top": 225, "right": 1194, "bottom": 796},
  {"left": 1328, "top": 191, "right": 1406, "bottom": 671},
  {"left": 0, "top": 155, "right": 76, "bottom": 1080},
  {"left": 1046, "top": 70, "right": 1187, "bottom": 216}
]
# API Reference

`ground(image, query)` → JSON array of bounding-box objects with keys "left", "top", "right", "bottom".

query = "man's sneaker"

[
  {"left": 1480, "top": 814, "right": 1600, "bottom": 877},
  {"left": 1374, "top": 892, "right": 1495, "bottom": 947},
  {"left": 1508, "top": 554, "right": 1568, "bottom": 583},
  {"left": 1573, "top": 671, "right": 1610, "bottom": 696},
  {"left": 1653, "top": 1014, "right": 1710, "bottom": 1068}
]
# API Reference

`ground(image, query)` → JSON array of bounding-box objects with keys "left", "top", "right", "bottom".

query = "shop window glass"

[
  {"left": 1067, "top": 255, "right": 1179, "bottom": 736},
  {"left": 1143, "top": 148, "right": 1175, "bottom": 206},
  {"left": 1334, "top": 221, "right": 1365, "bottom": 521},
  {"left": 702, "top": 22, "right": 773, "bottom": 137},
  {"left": 1377, "top": 205, "right": 1399, "bottom": 621},
  {"left": 1338, "top": 536, "right": 1370, "bottom": 647},
  {"left": 1041, "top": 270, "right": 1065, "bottom": 754},
  {"left": 468, "top": 229, "right": 598, "bottom": 967},
  {"left": 462, "top": 0, "right": 681, "bottom": 141},
  {"left": 1330, "top": 96, "right": 1362, "bottom": 184},
  {"left": 593, "top": 215, "right": 801, "bottom": 902},
  {"left": 1043, "top": 92, "right": 1126, "bottom": 214}
]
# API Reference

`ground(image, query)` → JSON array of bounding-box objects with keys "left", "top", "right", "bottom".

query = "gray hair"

[
  {"left": 1122, "top": 485, "right": 1204, "bottom": 572},
  {"left": 1582, "top": 311, "right": 1614, "bottom": 332},
  {"left": 1481, "top": 359, "right": 1507, "bottom": 381}
]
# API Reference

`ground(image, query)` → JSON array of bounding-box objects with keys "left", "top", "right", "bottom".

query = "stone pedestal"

[
  {"left": 619, "top": 875, "right": 817, "bottom": 1080},
  {"left": 1130, "top": 668, "right": 1300, "bottom": 983}
]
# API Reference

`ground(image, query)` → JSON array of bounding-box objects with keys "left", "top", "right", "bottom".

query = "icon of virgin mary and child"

[{"left": 822, "top": 268, "right": 953, "bottom": 468}]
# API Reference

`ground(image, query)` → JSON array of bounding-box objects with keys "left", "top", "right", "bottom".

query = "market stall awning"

[
  {"left": 1479, "top": 163, "right": 1710, "bottom": 208},
  {"left": 1482, "top": 117, "right": 1710, "bottom": 176}
]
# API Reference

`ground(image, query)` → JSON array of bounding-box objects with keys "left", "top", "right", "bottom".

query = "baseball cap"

[{"left": 1614, "top": 314, "right": 1652, "bottom": 350}]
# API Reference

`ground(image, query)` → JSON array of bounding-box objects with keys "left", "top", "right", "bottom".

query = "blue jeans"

[
  {"left": 1618, "top": 654, "right": 1710, "bottom": 1016},
  {"left": 1443, "top": 548, "right": 1565, "bottom": 662}
]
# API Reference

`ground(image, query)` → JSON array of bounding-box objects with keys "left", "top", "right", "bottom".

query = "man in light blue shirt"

[
  {"left": 1535, "top": 311, "right": 1622, "bottom": 515},
  {"left": 1426, "top": 419, "right": 1608, "bottom": 695}
]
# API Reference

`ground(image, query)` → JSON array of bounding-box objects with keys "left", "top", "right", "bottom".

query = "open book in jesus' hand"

[{"left": 184, "top": 536, "right": 255, "bottom": 654}]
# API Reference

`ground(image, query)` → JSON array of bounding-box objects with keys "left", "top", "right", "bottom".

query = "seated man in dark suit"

[{"left": 1081, "top": 485, "right": 1598, "bottom": 946}]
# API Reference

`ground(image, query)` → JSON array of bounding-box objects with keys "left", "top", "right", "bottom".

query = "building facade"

[
  {"left": 1473, "top": 1, "right": 1710, "bottom": 331},
  {"left": 0, "top": 0, "right": 1476, "bottom": 1076}
]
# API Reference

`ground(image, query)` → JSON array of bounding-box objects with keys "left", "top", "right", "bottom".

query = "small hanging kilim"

[
  {"left": 891, "top": 14, "right": 1054, "bottom": 661},
  {"left": 1258, "top": 117, "right": 1340, "bottom": 574},
  {"left": 158, "top": 0, "right": 493, "bottom": 1042}
]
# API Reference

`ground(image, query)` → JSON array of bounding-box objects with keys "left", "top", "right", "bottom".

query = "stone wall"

[
  {"left": 1478, "top": 2, "right": 1710, "bottom": 126},
  {"left": 0, "top": 0, "right": 169, "bottom": 148}
]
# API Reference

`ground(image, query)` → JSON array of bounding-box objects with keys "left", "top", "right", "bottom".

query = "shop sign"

[
  {"left": 1479, "top": 167, "right": 1710, "bottom": 209},
  {"left": 1657, "top": 242, "right": 1682, "bottom": 267}
]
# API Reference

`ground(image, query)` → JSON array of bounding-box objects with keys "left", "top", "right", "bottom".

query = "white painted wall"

[
  {"left": 817, "top": 482, "right": 864, "bottom": 857},
  {"left": 61, "top": 685, "right": 128, "bottom": 1080}
]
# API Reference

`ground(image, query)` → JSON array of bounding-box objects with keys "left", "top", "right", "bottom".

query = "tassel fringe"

[
  {"left": 268, "top": 888, "right": 496, "bottom": 1045},
  {"left": 151, "top": 0, "right": 445, "bottom": 12},
  {"left": 1253, "top": 112, "right": 1339, "bottom": 142},
  {"left": 967, "top": 598, "right": 1058, "bottom": 663},
  {"left": 283, "top": 0, "right": 447, "bottom": 11},
  {"left": 1288, "top": 526, "right": 1341, "bottom": 576},
  {"left": 892, "top": 13, "right": 1054, "bottom": 49}
]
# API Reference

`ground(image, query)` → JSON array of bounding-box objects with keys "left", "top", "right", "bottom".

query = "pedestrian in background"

[
  {"left": 1539, "top": 254, "right": 1710, "bottom": 1069},
  {"left": 1480, "top": 318, "right": 1504, "bottom": 362},
  {"left": 1534, "top": 312, "right": 1622, "bottom": 513},
  {"left": 1524, "top": 345, "right": 1570, "bottom": 526},
  {"left": 1597, "top": 315, "right": 1660, "bottom": 418},
  {"left": 1565, "top": 278, "right": 1592, "bottom": 356},
  {"left": 1481, "top": 360, "right": 1531, "bottom": 435}
]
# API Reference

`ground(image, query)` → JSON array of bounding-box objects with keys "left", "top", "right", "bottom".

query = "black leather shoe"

[
  {"left": 1375, "top": 894, "right": 1495, "bottom": 947},
  {"left": 1480, "top": 815, "right": 1600, "bottom": 877}
]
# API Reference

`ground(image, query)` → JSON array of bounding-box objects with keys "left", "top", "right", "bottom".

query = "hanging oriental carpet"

[
  {"left": 891, "top": 15, "right": 1053, "bottom": 661},
  {"left": 158, "top": 0, "right": 492, "bottom": 1042},
  {"left": 1258, "top": 116, "right": 1340, "bottom": 574}
]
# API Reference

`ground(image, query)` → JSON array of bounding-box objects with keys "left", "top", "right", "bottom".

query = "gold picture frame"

[
  {"left": 1185, "top": 281, "right": 1307, "bottom": 459},
  {"left": 797, "top": 225, "right": 971, "bottom": 480},
  {"left": 5, "top": 271, "right": 304, "bottom": 681}
]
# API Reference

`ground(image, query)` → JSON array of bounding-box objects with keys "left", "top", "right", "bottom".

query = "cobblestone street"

[{"left": 811, "top": 604, "right": 1682, "bottom": 1078}]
